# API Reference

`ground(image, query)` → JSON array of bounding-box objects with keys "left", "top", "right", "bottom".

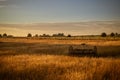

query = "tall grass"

[
  {"left": 0, "top": 54, "right": 120, "bottom": 80},
  {"left": 0, "top": 38, "right": 120, "bottom": 80}
]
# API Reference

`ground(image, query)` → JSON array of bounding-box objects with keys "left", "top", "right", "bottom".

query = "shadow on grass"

[
  {"left": 0, "top": 62, "right": 67, "bottom": 80},
  {"left": 0, "top": 42, "right": 120, "bottom": 58}
]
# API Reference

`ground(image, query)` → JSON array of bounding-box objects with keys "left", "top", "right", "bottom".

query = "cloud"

[
  {"left": 0, "top": 4, "right": 18, "bottom": 8},
  {"left": 0, "top": 5, "right": 6, "bottom": 8},
  {"left": 0, "top": 0, "right": 7, "bottom": 8},
  {"left": 0, "top": 0, "right": 7, "bottom": 1},
  {"left": 0, "top": 0, "right": 18, "bottom": 9},
  {"left": 0, "top": 21, "right": 120, "bottom": 36}
]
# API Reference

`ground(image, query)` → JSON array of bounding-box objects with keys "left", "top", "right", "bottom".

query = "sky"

[
  {"left": 0, "top": 0, "right": 120, "bottom": 23},
  {"left": 0, "top": 21, "right": 120, "bottom": 36},
  {"left": 0, "top": 0, "right": 120, "bottom": 36}
]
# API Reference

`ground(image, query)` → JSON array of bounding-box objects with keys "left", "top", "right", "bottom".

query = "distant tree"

[
  {"left": 110, "top": 32, "right": 115, "bottom": 37},
  {"left": 58, "top": 33, "right": 65, "bottom": 37},
  {"left": 0, "top": 34, "right": 2, "bottom": 37},
  {"left": 3, "top": 33, "right": 7, "bottom": 37},
  {"left": 39, "top": 35, "right": 42, "bottom": 37},
  {"left": 67, "top": 34, "right": 71, "bottom": 37},
  {"left": 42, "top": 34, "right": 50, "bottom": 37},
  {"left": 115, "top": 33, "right": 118, "bottom": 37},
  {"left": 101, "top": 32, "right": 107, "bottom": 37},
  {"left": 35, "top": 34, "right": 38, "bottom": 37},
  {"left": 118, "top": 34, "right": 120, "bottom": 37},
  {"left": 27, "top": 33, "right": 32, "bottom": 37},
  {"left": 42, "top": 34, "right": 46, "bottom": 37},
  {"left": 53, "top": 33, "right": 65, "bottom": 37},
  {"left": 7, "top": 35, "right": 13, "bottom": 38},
  {"left": 52, "top": 34, "right": 58, "bottom": 37}
]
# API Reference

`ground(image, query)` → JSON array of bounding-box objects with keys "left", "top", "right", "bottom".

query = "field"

[{"left": 0, "top": 38, "right": 120, "bottom": 80}]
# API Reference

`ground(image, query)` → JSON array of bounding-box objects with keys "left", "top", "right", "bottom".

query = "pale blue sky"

[
  {"left": 0, "top": 0, "right": 120, "bottom": 36},
  {"left": 0, "top": 0, "right": 120, "bottom": 23}
]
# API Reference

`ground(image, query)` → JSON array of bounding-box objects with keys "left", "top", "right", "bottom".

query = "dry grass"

[
  {"left": 0, "top": 54, "right": 120, "bottom": 80},
  {"left": 0, "top": 38, "right": 120, "bottom": 80},
  {"left": 0, "top": 39, "right": 120, "bottom": 57},
  {"left": 0, "top": 38, "right": 120, "bottom": 46}
]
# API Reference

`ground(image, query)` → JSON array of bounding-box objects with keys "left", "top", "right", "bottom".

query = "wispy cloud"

[
  {"left": 0, "top": 0, "right": 7, "bottom": 8},
  {"left": 0, "top": 0, "right": 7, "bottom": 1},
  {"left": 0, "top": 0, "right": 17, "bottom": 9},
  {"left": 0, "top": 5, "right": 6, "bottom": 8},
  {"left": 0, "top": 21, "right": 120, "bottom": 36},
  {"left": 0, "top": 4, "right": 18, "bottom": 8}
]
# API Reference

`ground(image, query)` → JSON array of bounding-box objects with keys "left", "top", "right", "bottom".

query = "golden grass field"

[{"left": 0, "top": 38, "right": 120, "bottom": 80}]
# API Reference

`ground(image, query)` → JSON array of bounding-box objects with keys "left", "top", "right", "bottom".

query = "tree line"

[
  {"left": 0, "top": 32, "right": 120, "bottom": 38},
  {"left": 101, "top": 32, "right": 120, "bottom": 37},
  {"left": 27, "top": 32, "right": 120, "bottom": 37},
  {"left": 27, "top": 33, "right": 71, "bottom": 37},
  {"left": 0, "top": 33, "right": 13, "bottom": 38}
]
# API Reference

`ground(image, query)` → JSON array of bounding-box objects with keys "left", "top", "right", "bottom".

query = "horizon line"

[{"left": 0, "top": 20, "right": 120, "bottom": 24}]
